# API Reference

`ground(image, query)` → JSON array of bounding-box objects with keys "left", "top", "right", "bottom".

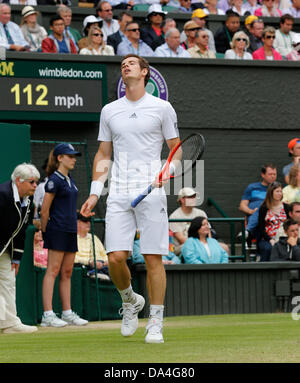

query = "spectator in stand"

[
  {"left": 286, "top": 33, "right": 300, "bottom": 61},
  {"left": 247, "top": 18, "right": 264, "bottom": 53},
  {"left": 154, "top": 27, "right": 191, "bottom": 57},
  {"left": 34, "top": 229, "right": 48, "bottom": 268},
  {"left": 254, "top": 0, "right": 282, "bottom": 16},
  {"left": 42, "top": 15, "right": 77, "bottom": 54},
  {"left": 218, "top": 0, "right": 231, "bottom": 13},
  {"left": 132, "top": 230, "right": 181, "bottom": 265},
  {"left": 252, "top": 26, "right": 282, "bottom": 60},
  {"left": 214, "top": 10, "right": 240, "bottom": 53},
  {"left": 283, "top": 138, "right": 300, "bottom": 184},
  {"left": 96, "top": 1, "right": 120, "bottom": 41},
  {"left": 80, "top": 25, "right": 114, "bottom": 55},
  {"left": 57, "top": 5, "right": 81, "bottom": 49},
  {"left": 151, "top": 17, "right": 176, "bottom": 51},
  {"left": 181, "top": 217, "right": 229, "bottom": 264},
  {"left": 0, "top": 163, "right": 40, "bottom": 334},
  {"left": 203, "top": 0, "right": 225, "bottom": 15},
  {"left": 182, "top": 8, "right": 215, "bottom": 53},
  {"left": 178, "top": 0, "right": 193, "bottom": 12},
  {"left": 117, "top": 21, "right": 154, "bottom": 56},
  {"left": 93, "top": 0, "right": 134, "bottom": 10},
  {"left": 181, "top": 20, "right": 199, "bottom": 50},
  {"left": 225, "top": 30, "right": 253, "bottom": 59},
  {"left": 273, "top": 14, "right": 295, "bottom": 58},
  {"left": 282, "top": 164, "right": 300, "bottom": 204},
  {"left": 239, "top": 163, "right": 277, "bottom": 241},
  {"left": 243, "top": 0, "right": 260, "bottom": 15},
  {"left": 230, "top": 0, "right": 248, "bottom": 15},
  {"left": 75, "top": 213, "right": 110, "bottom": 280},
  {"left": 274, "top": 202, "right": 300, "bottom": 242},
  {"left": 140, "top": 4, "right": 167, "bottom": 49},
  {"left": 283, "top": 0, "right": 300, "bottom": 18},
  {"left": 107, "top": 11, "right": 133, "bottom": 54},
  {"left": 243, "top": 14, "right": 257, "bottom": 35},
  {"left": 0, "top": 4, "right": 30, "bottom": 51},
  {"left": 188, "top": 28, "right": 216, "bottom": 57},
  {"left": 257, "top": 181, "right": 289, "bottom": 262},
  {"left": 270, "top": 219, "right": 300, "bottom": 261},
  {"left": 78, "top": 15, "right": 103, "bottom": 51},
  {"left": 19, "top": 6, "right": 47, "bottom": 52}
]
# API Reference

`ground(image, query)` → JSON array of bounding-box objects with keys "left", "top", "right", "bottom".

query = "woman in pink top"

[
  {"left": 253, "top": 26, "right": 282, "bottom": 60},
  {"left": 255, "top": 0, "right": 282, "bottom": 16}
]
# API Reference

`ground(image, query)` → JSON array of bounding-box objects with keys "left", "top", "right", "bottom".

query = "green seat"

[
  {"left": 133, "top": 4, "right": 149, "bottom": 11},
  {"left": 215, "top": 53, "right": 225, "bottom": 58},
  {"left": 162, "top": 5, "right": 179, "bottom": 11}
]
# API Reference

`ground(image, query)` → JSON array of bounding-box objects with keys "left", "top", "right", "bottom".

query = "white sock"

[
  {"left": 43, "top": 310, "right": 54, "bottom": 317},
  {"left": 62, "top": 310, "right": 72, "bottom": 316},
  {"left": 119, "top": 285, "right": 137, "bottom": 304},
  {"left": 149, "top": 305, "right": 164, "bottom": 321}
]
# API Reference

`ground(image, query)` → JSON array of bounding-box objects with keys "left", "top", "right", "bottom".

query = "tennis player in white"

[{"left": 81, "top": 54, "right": 180, "bottom": 344}]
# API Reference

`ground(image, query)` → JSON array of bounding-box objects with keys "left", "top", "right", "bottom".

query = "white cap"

[
  {"left": 83, "top": 15, "right": 100, "bottom": 29},
  {"left": 147, "top": 4, "right": 167, "bottom": 16},
  {"left": 177, "top": 187, "right": 198, "bottom": 201}
]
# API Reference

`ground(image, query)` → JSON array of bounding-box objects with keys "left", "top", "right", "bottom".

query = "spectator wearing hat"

[
  {"left": 252, "top": 26, "right": 282, "bottom": 60},
  {"left": 107, "top": 10, "right": 133, "bottom": 53},
  {"left": 273, "top": 14, "right": 295, "bottom": 58},
  {"left": 75, "top": 213, "right": 110, "bottom": 280},
  {"left": 286, "top": 33, "right": 300, "bottom": 60},
  {"left": 181, "top": 8, "right": 215, "bottom": 53},
  {"left": 40, "top": 143, "right": 88, "bottom": 327},
  {"left": 57, "top": 5, "right": 81, "bottom": 49},
  {"left": 169, "top": 187, "right": 210, "bottom": 255},
  {"left": 254, "top": 0, "right": 282, "bottom": 17},
  {"left": 181, "top": 20, "right": 199, "bottom": 49},
  {"left": 140, "top": 4, "right": 167, "bottom": 49},
  {"left": 224, "top": 30, "right": 253, "bottom": 59},
  {"left": 96, "top": 1, "right": 120, "bottom": 41},
  {"left": 19, "top": 6, "right": 47, "bottom": 52},
  {"left": 78, "top": 15, "right": 102, "bottom": 51},
  {"left": 214, "top": 10, "right": 240, "bottom": 53},
  {"left": 0, "top": 4, "right": 30, "bottom": 51},
  {"left": 283, "top": 0, "right": 300, "bottom": 18},
  {"left": 178, "top": 0, "right": 193, "bottom": 13},
  {"left": 283, "top": 138, "right": 300, "bottom": 184},
  {"left": 246, "top": 18, "right": 264, "bottom": 53},
  {"left": 42, "top": 15, "right": 77, "bottom": 54},
  {"left": 243, "top": 14, "right": 258, "bottom": 36},
  {"left": 154, "top": 27, "right": 191, "bottom": 57},
  {"left": 188, "top": 28, "right": 216, "bottom": 57},
  {"left": 117, "top": 21, "right": 154, "bottom": 56},
  {"left": 203, "top": 0, "right": 225, "bottom": 15},
  {"left": 151, "top": 17, "right": 176, "bottom": 51}
]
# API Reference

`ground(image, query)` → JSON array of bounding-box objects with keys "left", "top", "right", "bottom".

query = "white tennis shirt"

[{"left": 98, "top": 93, "right": 179, "bottom": 193}]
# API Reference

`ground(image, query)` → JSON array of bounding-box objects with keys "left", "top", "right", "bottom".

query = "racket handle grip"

[{"left": 131, "top": 184, "right": 153, "bottom": 208}]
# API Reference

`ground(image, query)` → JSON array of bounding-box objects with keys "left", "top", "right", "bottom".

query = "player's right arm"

[{"left": 80, "top": 141, "right": 112, "bottom": 217}]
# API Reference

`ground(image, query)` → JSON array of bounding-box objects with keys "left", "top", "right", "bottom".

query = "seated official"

[
  {"left": 131, "top": 230, "right": 181, "bottom": 265},
  {"left": 271, "top": 219, "right": 300, "bottom": 261},
  {"left": 181, "top": 217, "right": 229, "bottom": 264}
]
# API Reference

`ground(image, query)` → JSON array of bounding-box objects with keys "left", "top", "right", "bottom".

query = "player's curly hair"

[{"left": 121, "top": 54, "right": 150, "bottom": 87}]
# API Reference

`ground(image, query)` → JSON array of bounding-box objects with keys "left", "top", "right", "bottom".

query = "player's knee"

[{"left": 108, "top": 251, "right": 128, "bottom": 266}]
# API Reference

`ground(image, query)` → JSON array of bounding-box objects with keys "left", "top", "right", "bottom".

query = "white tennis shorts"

[{"left": 105, "top": 189, "right": 169, "bottom": 255}]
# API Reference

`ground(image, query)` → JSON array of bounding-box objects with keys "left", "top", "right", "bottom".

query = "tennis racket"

[{"left": 131, "top": 133, "right": 205, "bottom": 208}]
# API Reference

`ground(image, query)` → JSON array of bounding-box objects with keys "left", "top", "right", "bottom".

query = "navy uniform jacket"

[{"left": 0, "top": 181, "right": 33, "bottom": 262}]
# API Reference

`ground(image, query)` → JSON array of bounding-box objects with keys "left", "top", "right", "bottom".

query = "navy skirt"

[{"left": 43, "top": 229, "right": 78, "bottom": 253}]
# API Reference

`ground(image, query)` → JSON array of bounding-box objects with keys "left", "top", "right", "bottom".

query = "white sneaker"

[
  {"left": 145, "top": 317, "right": 164, "bottom": 344},
  {"left": 61, "top": 312, "right": 88, "bottom": 326},
  {"left": 40, "top": 313, "right": 68, "bottom": 328},
  {"left": 119, "top": 293, "right": 145, "bottom": 337},
  {"left": 2, "top": 323, "right": 38, "bottom": 334}
]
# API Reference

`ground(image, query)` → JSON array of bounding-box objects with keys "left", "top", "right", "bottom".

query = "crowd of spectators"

[{"left": 1, "top": 0, "right": 300, "bottom": 60}]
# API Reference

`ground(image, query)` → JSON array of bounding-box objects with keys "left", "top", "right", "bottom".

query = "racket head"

[{"left": 159, "top": 133, "right": 205, "bottom": 181}]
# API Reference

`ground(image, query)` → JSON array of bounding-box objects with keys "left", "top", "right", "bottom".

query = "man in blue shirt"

[
  {"left": 117, "top": 21, "right": 154, "bottom": 57},
  {"left": 154, "top": 28, "right": 191, "bottom": 58},
  {"left": 239, "top": 164, "right": 277, "bottom": 236},
  {"left": 0, "top": 4, "right": 30, "bottom": 51}
]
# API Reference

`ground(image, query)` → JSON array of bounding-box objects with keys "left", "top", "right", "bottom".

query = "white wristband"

[{"left": 90, "top": 180, "right": 104, "bottom": 199}]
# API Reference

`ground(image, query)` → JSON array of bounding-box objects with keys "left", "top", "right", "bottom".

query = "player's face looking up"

[{"left": 121, "top": 57, "right": 148, "bottom": 86}]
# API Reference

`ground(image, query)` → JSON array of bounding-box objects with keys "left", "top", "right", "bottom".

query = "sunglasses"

[
  {"left": 151, "top": 12, "right": 163, "bottom": 16},
  {"left": 236, "top": 37, "right": 247, "bottom": 42},
  {"left": 24, "top": 179, "right": 37, "bottom": 185},
  {"left": 127, "top": 28, "right": 140, "bottom": 32},
  {"left": 200, "top": 34, "right": 209, "bottom": 38},
  {"left": 265, "top": 35, "right": 275, "bottom": 39},
  {"left": 188, "top": 27, "right": 201, "bottom": 31},
  {"left": 92, "top": 33, "right": 103, "bottom": 37}
]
